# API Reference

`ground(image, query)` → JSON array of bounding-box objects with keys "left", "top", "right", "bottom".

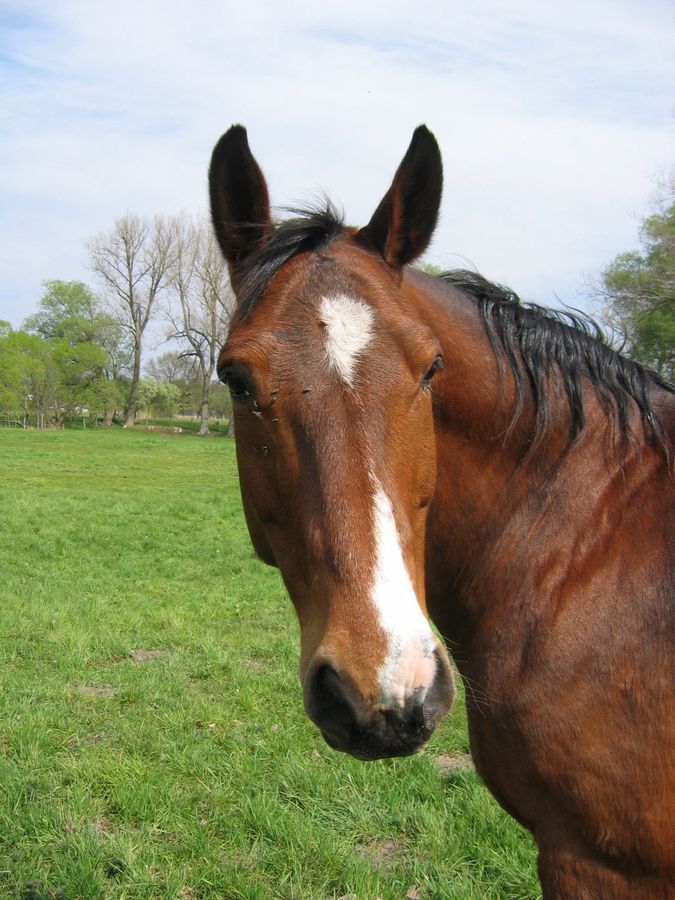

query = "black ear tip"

[
  {"left": 224, "top": 123, "right": 248, "bottom": 141},
  {"left": 413, "top": 123, "right": 433, "bottom": 138},
  {"left": 410, "top": 124, "right": 440, "bottom": 153},
  {"left": 211, "top": 124, "right": 250, "bottom": 165}
]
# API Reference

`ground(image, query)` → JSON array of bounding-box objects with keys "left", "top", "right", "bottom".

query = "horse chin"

[{"left": 318, "top": 724, "right": 432, "bottom": 761}]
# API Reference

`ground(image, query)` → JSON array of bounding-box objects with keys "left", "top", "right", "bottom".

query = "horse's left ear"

[{"left": 357, "top": 125, "right": 443, "bottom": 268}]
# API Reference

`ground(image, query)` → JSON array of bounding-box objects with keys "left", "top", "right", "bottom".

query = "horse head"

[{"left": 209, "top": 125, "right": 455, "bottom": 760}]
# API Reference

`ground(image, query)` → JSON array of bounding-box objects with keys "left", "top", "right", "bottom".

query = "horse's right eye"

[{"left": 224, "top": 370, "right": 252, "bottom": 402}]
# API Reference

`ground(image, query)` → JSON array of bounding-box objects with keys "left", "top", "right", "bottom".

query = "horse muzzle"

[{"left": 303, "top": 649, "right": 455, "bottom": 760}]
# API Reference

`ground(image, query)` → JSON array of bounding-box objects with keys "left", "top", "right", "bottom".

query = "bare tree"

[
  {"left": 165, "top": 216, "right": 234, "bottom": 435},
  {"left": 89, "top": 214, "right": 175, "bottom": 427},
  {"left": 145, "top": 350, "right": 196, "bottom": 385}
]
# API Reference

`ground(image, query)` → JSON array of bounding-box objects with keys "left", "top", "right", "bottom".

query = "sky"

[{"left": 1, "top": 0, "right": 674, "bottom": 331}]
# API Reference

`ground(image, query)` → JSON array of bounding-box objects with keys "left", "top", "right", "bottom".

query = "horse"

[{"left": 208, "top": 124, "right": 674, "bottom": 899}]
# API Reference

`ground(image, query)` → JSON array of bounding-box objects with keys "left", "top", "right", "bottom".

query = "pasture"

[{"left": 0, "top": 428, "right": 538, "bottom": 899}]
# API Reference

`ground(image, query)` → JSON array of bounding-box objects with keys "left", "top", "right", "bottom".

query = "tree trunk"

[
  {"left": 124, "top": 339, "right": 142, "bottom": 427},
  {"left": 103, "top": 408, "right": 114, "bottom": 426},
  {"left": 198, "top": 375, "right": 210, "bottom": 435}
]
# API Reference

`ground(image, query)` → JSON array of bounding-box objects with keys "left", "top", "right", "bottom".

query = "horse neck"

[
  {"left": 406, "top": 272, "right": 650, "bottom": 649},
  {"left": 410, "top": 272, "right": 539, "bottom": 552}
]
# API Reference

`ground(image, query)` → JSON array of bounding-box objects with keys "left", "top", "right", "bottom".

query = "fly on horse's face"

[{"left": 210, "top": 125, "right": 455, "bottom": 760}]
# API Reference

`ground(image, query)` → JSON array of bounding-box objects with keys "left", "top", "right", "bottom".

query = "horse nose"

[{"left": 304, "top": 653, "right": 454, "bottom": 759}]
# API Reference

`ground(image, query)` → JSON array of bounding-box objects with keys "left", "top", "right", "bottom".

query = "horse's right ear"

[{"left": 209, "top": 125, "right": 271, "bottom": 284}]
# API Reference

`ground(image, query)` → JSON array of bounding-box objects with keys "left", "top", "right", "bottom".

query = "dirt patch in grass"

[
  {"left": 90, "top": 817, "right": 111, "bottom": 836},
  {"left": 245, "top": 658, "right": 265, "bottom": 672},
  {"left": 129, "top": 649, "right": 169, "bottom": 662},
  {"left": 75, "top": 684, "right": 118, "bottom": 699},
  {"left": 435, "top": 751, "right": 474, "bottom": 774},
  {"left": 357, "top": 837, "right": 403, "bottom": 870}
]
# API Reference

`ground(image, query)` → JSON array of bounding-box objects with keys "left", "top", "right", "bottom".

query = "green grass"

[
  {"left": 129, "top": 417, "right": 230, "bottom": 433},
  {"left": 0, "top": 429, "right": 539, "bottom": 899}
]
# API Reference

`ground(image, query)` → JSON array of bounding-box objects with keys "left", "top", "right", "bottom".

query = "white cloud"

[{"left": 1, "top": 0, "right": 673, "bottom": 325}]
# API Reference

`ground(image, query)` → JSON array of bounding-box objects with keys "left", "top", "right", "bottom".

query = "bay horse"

[{"left": 209, "top": 124, "right": 674, "bottom": 898}]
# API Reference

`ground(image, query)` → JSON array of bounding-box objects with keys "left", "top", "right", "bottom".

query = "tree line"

[
  {"left": 1, "top": 215, "right": 235, "bottom": 434},
  {"left": 1, "top": 183, "right": 672, "bottom": 432}
]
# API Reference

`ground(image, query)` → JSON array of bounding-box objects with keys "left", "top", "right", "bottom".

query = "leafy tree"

[
  {"left": 23, "top": 280, "right": 99, "bottom": 342},
  {"left": 1, "top": 280, "right": 118, "bottom": 428},
  {"left": 0, "top": 331, "right": 60, "bottom": 428},
  {"left": 145, "top": 350, "right": 197, "bottom": 414},
  {"left": 151, "top": 382, "right": 181, "bottom": 419},
  {"left": 24, "top": 280, "right": 131, "bottom": 424},
  {"left": 0, "top": 330, "right": 23, "bottom": 421},
  {"left": 135, "top": 379, "right": 159, "bottom": 420},
  {"left": 49, "top": 336, "right": 108, "bottom": 425},
  {"left": 135, "top": 379, "right": 181, "bottom": 421},
  {"left": 598, "top": 182, "right": 675, "bottom": 380},
  {"left": 85, "top": 373, "right": 126, "bottom": 425}
]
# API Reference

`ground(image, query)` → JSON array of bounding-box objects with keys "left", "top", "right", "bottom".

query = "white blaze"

[
  {"left": 370, "top": 481, "right": 436, "bottom": 708},
  {"left": 319, "top": 294, "right": 374, "bottom": 386},
  {"left": 318, "top": 293, "right": 435, "bottom": 708}
]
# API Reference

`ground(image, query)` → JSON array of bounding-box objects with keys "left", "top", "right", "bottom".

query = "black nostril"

[
  {"left": 306, "top": 664, "right": 358, "bottom": 744},
  {"left": 400, "top": 650, "right": 455, "bottom": 737},
  {"left": 407, "top": 701, "right": 427, "bottom": 729},
  {"left": 398, "top": 698, "right": 433, "bottom": 742}
]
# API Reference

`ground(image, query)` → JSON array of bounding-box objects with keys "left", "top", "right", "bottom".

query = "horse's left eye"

[{"left": 422, "top": 355, "right": 443, "bottom": 389}]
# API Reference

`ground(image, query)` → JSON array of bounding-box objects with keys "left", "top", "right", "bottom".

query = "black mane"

[
  {"left": 233, "top": 205, "right": 672, "bottom": 456},
  {"left": 236, "top": 202, "right": 345, "bottom": 318},
  {"left": 442, "top": 270, "right": 673, "bottom": 454}
]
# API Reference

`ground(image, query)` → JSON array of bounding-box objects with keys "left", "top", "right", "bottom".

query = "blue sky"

[{"left": 1, "top": 0, "right": 673, "bottom": 329}]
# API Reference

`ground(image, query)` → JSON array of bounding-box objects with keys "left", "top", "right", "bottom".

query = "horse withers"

[{"left": 209, "top": 124, "right": 674, "bottom": 898}]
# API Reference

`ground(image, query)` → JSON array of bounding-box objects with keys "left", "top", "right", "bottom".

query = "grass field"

[{"left": 0, "top": 428, "right": 539, "bottom": 899}]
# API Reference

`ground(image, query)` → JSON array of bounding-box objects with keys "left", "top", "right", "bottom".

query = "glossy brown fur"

[
  {"left": 209, "top": 125, "right": 675, "bottom": 897},
  {"left": 418, "top": 274, "right": 675, "bottom": 898}
]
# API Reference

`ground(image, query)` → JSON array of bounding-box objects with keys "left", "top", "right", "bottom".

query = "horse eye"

[
  {"left": 223, "top": 370, "right": 253, "bottom": 402},
  {"left": 422, "top": 355, "right": 443, "bottom": 388}
]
